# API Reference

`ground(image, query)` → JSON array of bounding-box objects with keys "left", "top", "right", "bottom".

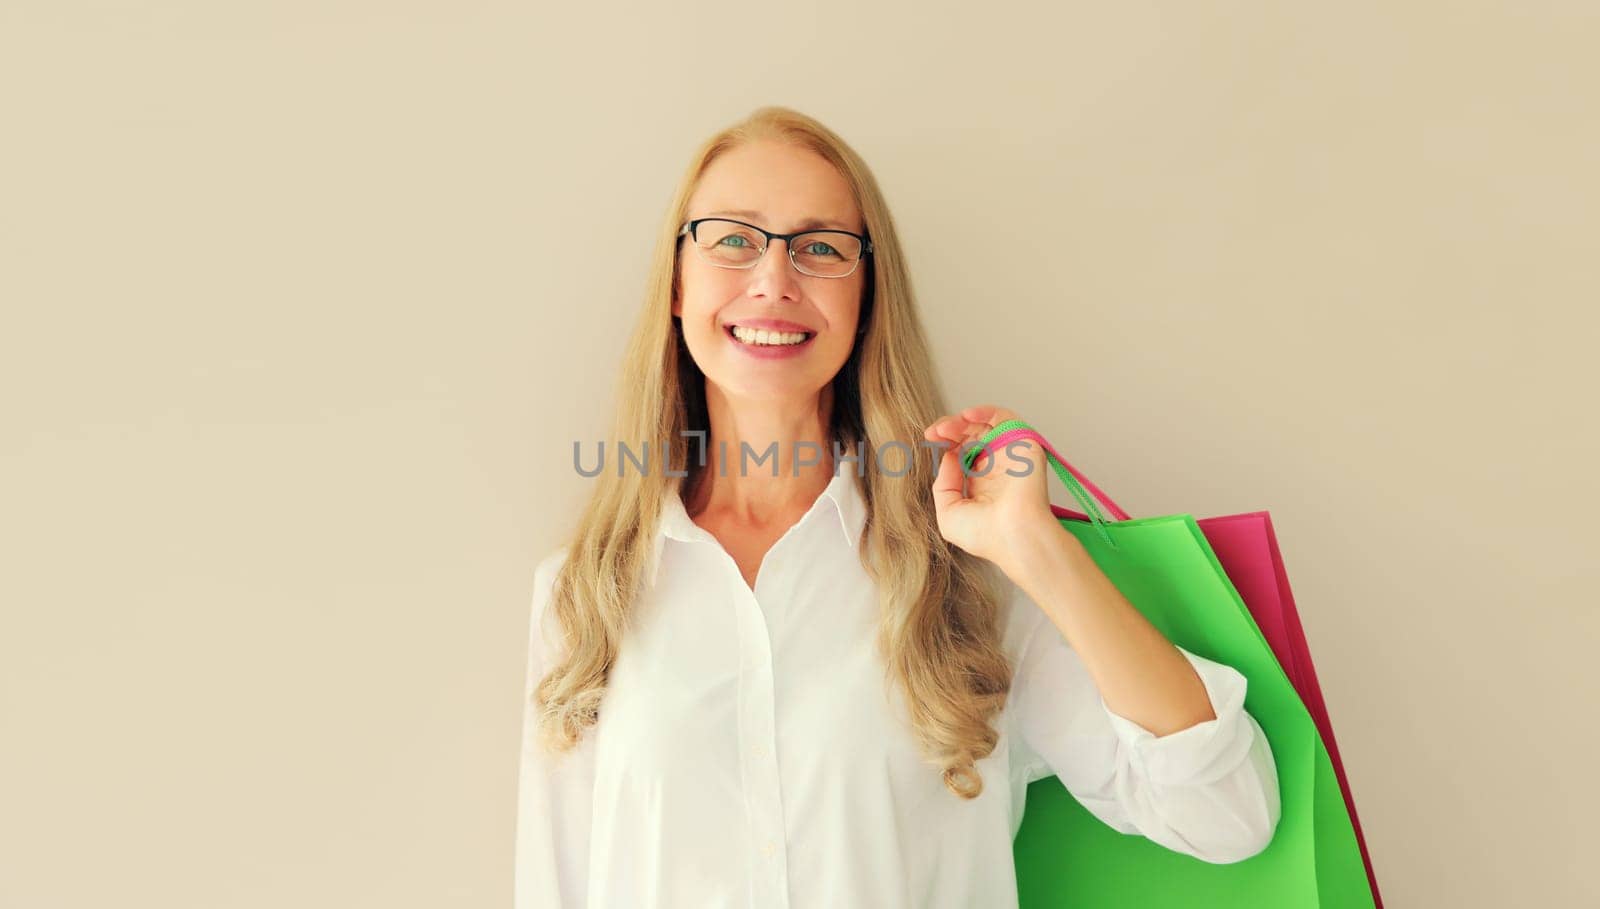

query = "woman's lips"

[{"left": 724, "top": 324, "right": 816, "bottom": 359}]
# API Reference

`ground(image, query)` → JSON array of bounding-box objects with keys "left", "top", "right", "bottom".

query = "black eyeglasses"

[{"left": 678, "top": 217, "right": 873, "bottom": 279}]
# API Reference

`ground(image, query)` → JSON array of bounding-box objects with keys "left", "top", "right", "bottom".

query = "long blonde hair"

[{"left": 535, "top": 105, "right": 1012, "bottom": 798}]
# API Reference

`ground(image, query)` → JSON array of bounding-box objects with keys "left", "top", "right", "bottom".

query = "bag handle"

[{"left": 960, "top": 419, "right": 1131, "bottom": 549}]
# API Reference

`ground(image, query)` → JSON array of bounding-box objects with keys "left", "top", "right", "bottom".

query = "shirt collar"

[{"left": 646, "top": 468, "right": 867, "bottom": 587}]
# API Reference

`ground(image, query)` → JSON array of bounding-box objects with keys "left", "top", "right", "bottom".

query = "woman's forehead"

[{"left": 690, "top": 142, "right": 862, "bottom": 232}]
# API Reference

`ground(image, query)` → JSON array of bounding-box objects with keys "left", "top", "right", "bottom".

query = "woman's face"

[{"left": 673, "top": 139, "right": 866, "bottom": 407}]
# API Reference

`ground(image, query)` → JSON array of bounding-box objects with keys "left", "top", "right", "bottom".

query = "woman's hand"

[{"left": 922, "top": 404, "right": 1069, "bottom": 576}]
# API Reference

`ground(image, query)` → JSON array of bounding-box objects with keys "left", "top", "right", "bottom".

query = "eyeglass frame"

[{"left": 677, "top": 216, "right": 874, "bottom": 279}]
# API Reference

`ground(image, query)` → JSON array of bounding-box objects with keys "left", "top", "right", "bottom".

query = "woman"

[{"left": 517, "top": 106, "right": 1280, "bottom": 908}]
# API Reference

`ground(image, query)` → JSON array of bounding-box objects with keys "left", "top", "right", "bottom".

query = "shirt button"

[
  {"left": 762, "top": 841, "right": 777, "bottom": 857},
  {"left": 752, "top": 744, "right": 766, "bottom": 758}
]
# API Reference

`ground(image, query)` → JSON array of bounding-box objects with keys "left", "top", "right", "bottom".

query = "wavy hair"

[{"left": 534, "top": 105, "right": 1012, "bottom": 798}]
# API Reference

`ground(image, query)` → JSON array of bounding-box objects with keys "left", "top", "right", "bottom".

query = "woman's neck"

[{"left": 686, "top": 387, "right": 837, "bottom": 523}]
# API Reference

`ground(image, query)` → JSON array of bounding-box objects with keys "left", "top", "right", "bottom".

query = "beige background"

[{"left": 4, "top": 2, "right": 1597, "bottom": 906}]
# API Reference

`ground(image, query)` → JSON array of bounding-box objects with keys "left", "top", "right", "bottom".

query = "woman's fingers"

[
  {"left": 926, "top": 406, "right": 1033, "bottom": 483},
  {"left": 931, "top": 444, "right": 967, "bottom": 510},
  {"left": 960, "top": 403, "right": 1020, "bottom": 428},
  {"left": 923, "top": 413, "right": 973, "bottom": 447},
  {"left": 925, "top": 407, "right": 1026, "bottom": 474}
]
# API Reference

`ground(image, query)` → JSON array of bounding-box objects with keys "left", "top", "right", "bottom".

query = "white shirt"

[{"left": 515, "top": 468, "right": 1280, "bottom": 908}]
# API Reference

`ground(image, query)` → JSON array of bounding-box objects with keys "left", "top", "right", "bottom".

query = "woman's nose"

[{"left": 746, "top": 240, "right": 803, "bottom": 300}]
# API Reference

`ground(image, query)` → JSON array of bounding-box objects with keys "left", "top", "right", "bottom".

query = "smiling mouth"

[{"left": 725, "top": 324, "right": 815, "bottom": 347}]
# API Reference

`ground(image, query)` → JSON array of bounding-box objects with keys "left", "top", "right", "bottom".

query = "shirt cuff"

[{"left": 1099, "top": 645, "right": 1256, "bottom": 787}]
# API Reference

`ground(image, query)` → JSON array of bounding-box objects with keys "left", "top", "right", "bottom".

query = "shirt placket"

[{"left": 733, "top": 573, "right": 791, "bottom": 908}]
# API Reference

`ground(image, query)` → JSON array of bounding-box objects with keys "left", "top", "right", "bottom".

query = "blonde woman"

[{"left": 516, "top": 107, "right": 1280, "bottom": 908}]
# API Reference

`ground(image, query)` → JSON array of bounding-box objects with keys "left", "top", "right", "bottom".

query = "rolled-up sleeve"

[
  {"left": 515, "top": 548, "right": 594, "bottom": 909},
  {"left": 1008, "top": 586, "right": 1282, "bottom": 864}
]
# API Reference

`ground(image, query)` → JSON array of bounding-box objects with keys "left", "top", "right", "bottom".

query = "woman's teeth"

[{"left": 730, "top": 325, "right": 811, "bottom": 346}]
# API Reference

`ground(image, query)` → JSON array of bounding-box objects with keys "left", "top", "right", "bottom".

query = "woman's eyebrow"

[{"left": 706, "top": 209, "right": 854, "bottom": 232}]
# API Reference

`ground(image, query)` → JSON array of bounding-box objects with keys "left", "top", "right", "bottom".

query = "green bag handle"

[{"left": 960, "top": 419, "right": 1123, "bottom": 550}]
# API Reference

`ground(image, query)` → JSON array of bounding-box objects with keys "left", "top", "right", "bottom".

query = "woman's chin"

[{"left": 704, "top": 372, "right": 828, "bottom": 405}]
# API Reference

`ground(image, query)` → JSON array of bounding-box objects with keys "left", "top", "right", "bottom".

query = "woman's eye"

[
  {"left": 804, "top": 241, "right": 838, "bottom": 256},
  {"left": 718, "top": 236, "right": 748, "bottom": 247}
]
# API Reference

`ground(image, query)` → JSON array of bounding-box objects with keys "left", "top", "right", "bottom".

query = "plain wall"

[{"left": 3, "top": 2, "right": 1596, "bottom": 906}]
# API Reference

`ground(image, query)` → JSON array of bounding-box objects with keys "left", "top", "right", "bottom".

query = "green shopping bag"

[{"left": 963, "top": 421, "right": 1374, "bottom": 909}]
